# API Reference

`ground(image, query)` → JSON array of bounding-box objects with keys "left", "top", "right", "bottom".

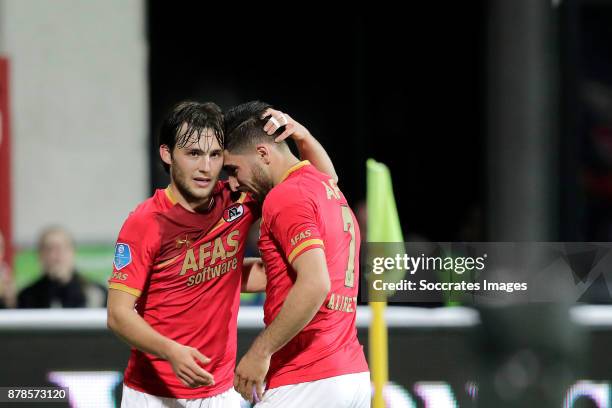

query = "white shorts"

[
  {"left": 121, "top": 384, "right": 242, "bottom": 408},
  {"left": 256, "top": 372, "right": 371, "bottom": 408}
]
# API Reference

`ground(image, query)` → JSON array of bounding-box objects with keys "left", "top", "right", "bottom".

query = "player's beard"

[{"left": 249, "top": 162, "right": 274, "bottom": 204}]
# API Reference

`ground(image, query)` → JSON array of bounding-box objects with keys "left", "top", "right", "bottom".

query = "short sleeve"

[
  {"left": 108, "top": 213, "right": 160, "bottom": 297},
  {"left": 267, "top": 193, "right": 324, "bottom": 264}
]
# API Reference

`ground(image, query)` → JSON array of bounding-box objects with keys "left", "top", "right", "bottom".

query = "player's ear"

[
  {"left": 160, "top": 145, "right": 172, "bottom": 166},
  {"left": 255, "top": 144, "right": 271, "bottom": 165}
]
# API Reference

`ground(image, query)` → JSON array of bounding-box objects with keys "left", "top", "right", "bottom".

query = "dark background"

[
  {"left": 148, "top": 1, "right": 612, "bottom": 243},
  {"left": 147, "top": 4, "right": 486, "bottom": 242}
]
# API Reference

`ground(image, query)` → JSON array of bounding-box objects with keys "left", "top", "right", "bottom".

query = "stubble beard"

[{"left": 250, "top": 163, "right": 274, "bottom": 204}]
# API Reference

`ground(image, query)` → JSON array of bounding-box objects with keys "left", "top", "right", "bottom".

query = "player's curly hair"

[
  {"left": 224, "top": 100, "right": 287, "bottom": 153},
  {"left": 158, "top": 101, "right": 224, "bottom": 173}
]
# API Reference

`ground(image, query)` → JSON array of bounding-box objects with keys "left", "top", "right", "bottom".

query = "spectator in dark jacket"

[{"left": 18, "top": 226, "right": 106, "bottom": 308}]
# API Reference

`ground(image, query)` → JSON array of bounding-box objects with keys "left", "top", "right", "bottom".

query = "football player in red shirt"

[
  {"left": 107, "top": 101, "right": 337, "bottom": 407},
  {"left": 224, "top": 101, "right": 370, "bottom": 407}
]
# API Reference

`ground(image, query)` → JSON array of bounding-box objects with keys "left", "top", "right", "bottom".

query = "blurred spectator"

[
  {"left": 17, "top": 226, "right": 107, "bottom": 308},
  {"left": 0, "top": 232, "right": 16, "bottom": 308}
]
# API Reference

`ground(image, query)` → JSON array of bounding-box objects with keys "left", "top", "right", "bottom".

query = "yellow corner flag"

[{"left": 367, "top": 159, "right": 404, "bottom": 408}]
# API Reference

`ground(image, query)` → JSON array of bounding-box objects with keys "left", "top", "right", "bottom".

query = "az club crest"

[{"left": 223, "top": 204, "right": 244, "bottom": 222}]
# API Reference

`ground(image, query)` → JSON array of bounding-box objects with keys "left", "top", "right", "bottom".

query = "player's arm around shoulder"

[{"left": 262, "top": 108, "right": 339, "bottom": 183}]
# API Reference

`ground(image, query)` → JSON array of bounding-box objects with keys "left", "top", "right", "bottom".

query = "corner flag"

[{"left": 367, "top": 159, "right": 403, "bottom": 408}]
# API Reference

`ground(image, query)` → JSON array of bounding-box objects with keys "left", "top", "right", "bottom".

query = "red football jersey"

[
  {"left": 258, "top": 161, "right": 369, "bottom": 389},
  {"left": 108, "top": 182, "right": 258, "bottom": 398}
]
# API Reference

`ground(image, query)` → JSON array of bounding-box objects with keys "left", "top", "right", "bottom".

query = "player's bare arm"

[
  {"left": 262, "top": 108, "right": 339, "bottom": 183},
  {"left": 107, "top": 289, "right": 215, "bottom": 388},
  {"left": 234, "top": 248, "right": 330, "bottom": 402},
  {"left": 241, "top": 257, "right": 266, "bottom": 293}
]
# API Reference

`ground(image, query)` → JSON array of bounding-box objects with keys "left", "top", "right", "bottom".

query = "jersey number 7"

[{"left": 341, "top": 205, "right": 356, "bottom": 288}]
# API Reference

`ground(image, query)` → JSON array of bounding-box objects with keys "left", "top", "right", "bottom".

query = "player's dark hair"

[
  {"left": 224, "top": 100, "right": 286, "bottom": 153},
  {"left": 158, "top": 101, "right": 224, "bottom": 173}
]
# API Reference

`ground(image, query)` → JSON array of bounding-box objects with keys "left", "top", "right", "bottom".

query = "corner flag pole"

[{"left": 367, "top": 159, "right": 404, "bottom": 408}]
